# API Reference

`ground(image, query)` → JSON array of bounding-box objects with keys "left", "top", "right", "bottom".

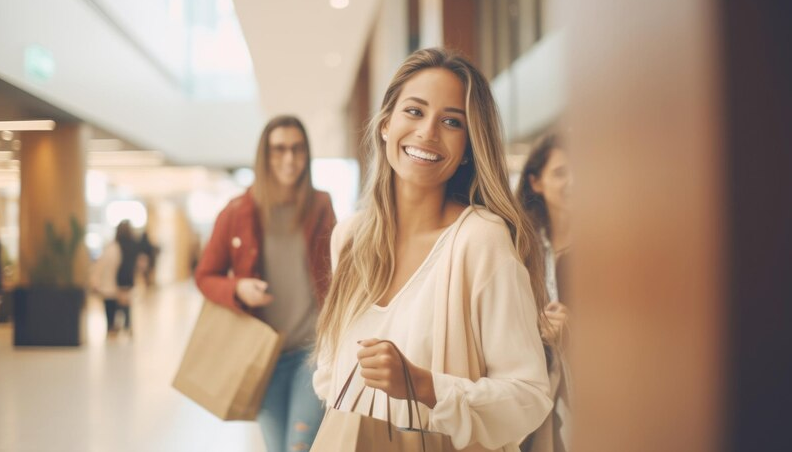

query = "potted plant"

[{"left": 13, "top": 216, "right": 86, "bottom": 346}]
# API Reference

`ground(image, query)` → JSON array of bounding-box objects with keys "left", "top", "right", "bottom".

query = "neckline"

[{"left": 370, "top": 206, "right": 472, "bottom": 312}]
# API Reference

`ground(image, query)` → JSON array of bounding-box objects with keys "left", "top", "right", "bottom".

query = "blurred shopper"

[
  {"left": 137, "top": 231, "right": 159, "bottom": 287},
  {"left": 195, "top": 115, "right": 336, "bottom": 452},
  {"left": 92, "top": 220, "right": 138, "bottom": 335},
  {"left": 517, "top": 134, "right": 573, "bottom": 452},
  {"left": 312, "top": 48, "right": 552, "bottom": 452}
]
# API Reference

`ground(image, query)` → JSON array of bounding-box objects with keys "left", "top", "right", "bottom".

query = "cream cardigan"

[{"left": 314, "top": 206, "right": 552, "bottom": 452}]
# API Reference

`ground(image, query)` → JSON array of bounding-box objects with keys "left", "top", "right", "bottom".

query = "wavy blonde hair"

[{"left": 315, "top": 48, "right": 548, "bottom": 360}]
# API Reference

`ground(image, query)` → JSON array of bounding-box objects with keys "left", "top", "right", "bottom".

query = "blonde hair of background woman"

[{"left": 315, "top": 48, "right": 549, "bottom": 361}]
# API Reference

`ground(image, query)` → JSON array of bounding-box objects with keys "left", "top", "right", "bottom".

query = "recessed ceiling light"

[
  {"left": 88, "top": 138, "right": 123, "bottom": 152},
  {"left": 0, "top": 120, "right": 56, "bottom": 131},
  {"left": 330, "top": 0, "right": 349, "bottom": 10}
]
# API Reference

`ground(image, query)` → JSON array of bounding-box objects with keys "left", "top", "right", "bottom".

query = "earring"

[
  {"left": 461, "top": 156, "right": 470, "bottom": 165},
  {"left": 382, "top": 134, "right": 388, "bottom": 141}
]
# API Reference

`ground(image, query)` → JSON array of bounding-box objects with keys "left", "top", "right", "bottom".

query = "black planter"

[{"left": 13, "top": 287, "right": 85, "bottom": 346}]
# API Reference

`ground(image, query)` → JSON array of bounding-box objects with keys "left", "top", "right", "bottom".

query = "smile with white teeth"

[{"left": 404, "top": 146, "right": 442, "bottom": 162}]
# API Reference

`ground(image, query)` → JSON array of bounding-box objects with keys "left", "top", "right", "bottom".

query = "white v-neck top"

[{"left": 328, "top": 224, "right": 454, "bottom": 426}]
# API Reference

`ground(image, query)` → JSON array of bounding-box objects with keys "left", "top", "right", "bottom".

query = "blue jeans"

[{"left": 258, "top": 347, "right": 324, "bottom": 452}]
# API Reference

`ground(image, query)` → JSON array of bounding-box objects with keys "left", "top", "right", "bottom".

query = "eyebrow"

[{"left": 403, "top": 96, "right": 466, "bottom": 116}]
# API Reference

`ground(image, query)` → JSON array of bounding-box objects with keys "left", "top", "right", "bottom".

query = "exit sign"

[{"left": 25, "top": 44, "right": 55, "bottom": 82}]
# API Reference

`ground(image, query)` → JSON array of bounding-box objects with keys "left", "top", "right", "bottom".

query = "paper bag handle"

[
  {"left": 335, "top": 361, "right": 394, "bottom": 441},
  {"left": 331, "top": 340, "right": 430, "bottom": 452}
]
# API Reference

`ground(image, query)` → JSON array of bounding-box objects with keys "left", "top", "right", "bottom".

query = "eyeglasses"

[{"left": 270, "top": 143, "right": 307, "bottom": 156}]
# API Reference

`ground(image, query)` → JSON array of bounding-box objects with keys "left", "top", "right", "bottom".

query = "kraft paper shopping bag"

[{"left": 172, "top": 300, "right": 282, "bottom": 420}]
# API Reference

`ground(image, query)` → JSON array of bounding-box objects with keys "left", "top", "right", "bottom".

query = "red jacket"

[{"left": 195, "top": 188, "right": 336, "bottom": 311}]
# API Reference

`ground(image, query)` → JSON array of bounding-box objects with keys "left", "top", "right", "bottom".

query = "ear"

[{"left": 529, "top": 174, "right": 544, "bottom": 194}]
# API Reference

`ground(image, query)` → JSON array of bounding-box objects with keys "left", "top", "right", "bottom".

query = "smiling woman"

[{"left": 312, "top": 48, "right": 552, "bottom": 452}]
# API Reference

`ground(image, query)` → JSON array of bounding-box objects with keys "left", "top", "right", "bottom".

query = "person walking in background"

[
  {"left": 92, "top": 219, "right": 138, "bottom": 336},
  {"left": 137, "top": 231, "right": 159, "bottom": 287},
  {"left": 195, "top": 115, "right": 336, "bottom": 452},
  {"left": 312, "top": 48, "right": 552, "bottom": 452},
  {"left": 517, "top": 134, "right": 573, "bottom": 452}
]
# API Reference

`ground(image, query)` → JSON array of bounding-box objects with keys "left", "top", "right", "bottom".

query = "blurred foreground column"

[
  {"left": 566, "top": 1, "right": 723, "bottom": 451},
  {"left": 567, "top": 1, "right": 792, "bottom": 451}
]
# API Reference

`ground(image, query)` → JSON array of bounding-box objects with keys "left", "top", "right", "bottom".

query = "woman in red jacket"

[{"left": 195, "top": 115, "right": 336, "bottom": 452}]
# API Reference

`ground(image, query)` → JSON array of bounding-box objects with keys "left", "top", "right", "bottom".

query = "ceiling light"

[
  {"left": 88, "top": 150, "right": 165, "bottom": 167},
  {"left": 87, "top": 138, "right": 123, "bottom": 152},
  {"left": 0, "top": 120, "right": 56, "bottom": 131},
  {"left": 330, "top": 0, "right": 349, "bottom": 10}
]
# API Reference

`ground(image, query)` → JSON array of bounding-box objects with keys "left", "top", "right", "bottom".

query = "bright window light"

[
  {"left": 105, "top": 200, "right": 148, "bottom": 229},
  {"left": 311, "top": 158, "right": 359, "bottom": 221},
  {"left": 86, "top": 170, "right": 108, "bottom": 206},
  {"left": 232, "top": 167, "right": 255, "bottom": 187},
  {"left": 187, "top": 190, "right": 235, "bottom": 225}
]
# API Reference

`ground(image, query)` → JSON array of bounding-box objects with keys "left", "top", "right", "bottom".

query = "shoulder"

[
  {"left": 453, "top": 207, "right": 519, "bottom": 262},
  {"left": 312, "top": 189, "right": 332, "bottom": 205},
  {"left": 456, "top": 207, "right": 513, "bottom": 244},
  {"left": 226, "top": 189, "right": 254, "bottom": 212},
  {"left": 217, "top": 189, "right": 254, "bottom": 221},
  {"left": 311, "top": 190, "right": 335, "bottom": 214}
]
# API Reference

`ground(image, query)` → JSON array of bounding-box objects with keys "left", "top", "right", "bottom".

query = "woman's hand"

[
  {"left": 235, "top": 278, "right": 274, "bottom": 308},
  {"left": 357, "top": 338, "right": 437, "bottom": 408},
  {"left": 541, "top": 301, "right": 569, "bottom": 344}
]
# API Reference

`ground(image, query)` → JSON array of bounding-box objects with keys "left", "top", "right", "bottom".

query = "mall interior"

[{"left": 0, "top": 1, "right": 789, "bottom": 451}]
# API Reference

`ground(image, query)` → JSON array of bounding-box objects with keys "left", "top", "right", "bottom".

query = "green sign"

[{"left": 25, "top": 44, "right": 55, "bottom": 82}]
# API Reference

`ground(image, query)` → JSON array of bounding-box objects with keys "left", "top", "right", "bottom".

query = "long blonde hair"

[
  {"left": 315, "top": 48, "right": 548, "bottom": 360},
  {"left": 252, "top": 115, "right": 315, "bottom": 228}
]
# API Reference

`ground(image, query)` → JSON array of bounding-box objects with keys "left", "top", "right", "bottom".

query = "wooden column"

[
  {"left": 18, "top": 123, "right": 88, "bottom": 286},
  {"left": 442, "top": 0, "right": 478, "bottom": 64}
]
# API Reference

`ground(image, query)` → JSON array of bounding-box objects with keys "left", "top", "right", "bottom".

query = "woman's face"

[
  {"left": 267, "top": 126, "right": 308, "bottom": 189},
  {"left": 531, "top": 148, "right": 572, "bottom": 213},
  {"left": 382, "top": 68, "right": 469, "bottom": 192}
]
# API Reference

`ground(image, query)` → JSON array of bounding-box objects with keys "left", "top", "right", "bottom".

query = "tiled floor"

[{"left": 0, "top": 282, "right": 266, "bottom": 452}]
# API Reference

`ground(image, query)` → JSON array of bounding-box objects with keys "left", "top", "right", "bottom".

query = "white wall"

[
  {"left": 0, "top": 0, "right": 263, "bottom": 167},
  {"left": 492, "top": 31, "right": 568, "bottom": 142}
]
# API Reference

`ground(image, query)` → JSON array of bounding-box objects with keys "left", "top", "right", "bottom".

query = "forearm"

[{"left": 412, "top": 366, "right": 437, "bottom": 408}]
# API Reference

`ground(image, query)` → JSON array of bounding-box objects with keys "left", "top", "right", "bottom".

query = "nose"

[{"left": 416, "top": 117, "right": 440, "bottom": 142}]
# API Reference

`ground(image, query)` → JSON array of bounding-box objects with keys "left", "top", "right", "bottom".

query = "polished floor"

[{"left": 0, "top": 282, "right": 267, "bottom": 452}]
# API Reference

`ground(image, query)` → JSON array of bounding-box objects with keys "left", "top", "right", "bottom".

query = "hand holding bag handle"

[
  {"left": 334, "top": 361, "right": 395, "bottom": 441},
  {"left": 332, "top": 340, "right": 432, "bottom": 451},
  {"left": 379, "top": 339, "right": 430, "bottom": 451}
]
